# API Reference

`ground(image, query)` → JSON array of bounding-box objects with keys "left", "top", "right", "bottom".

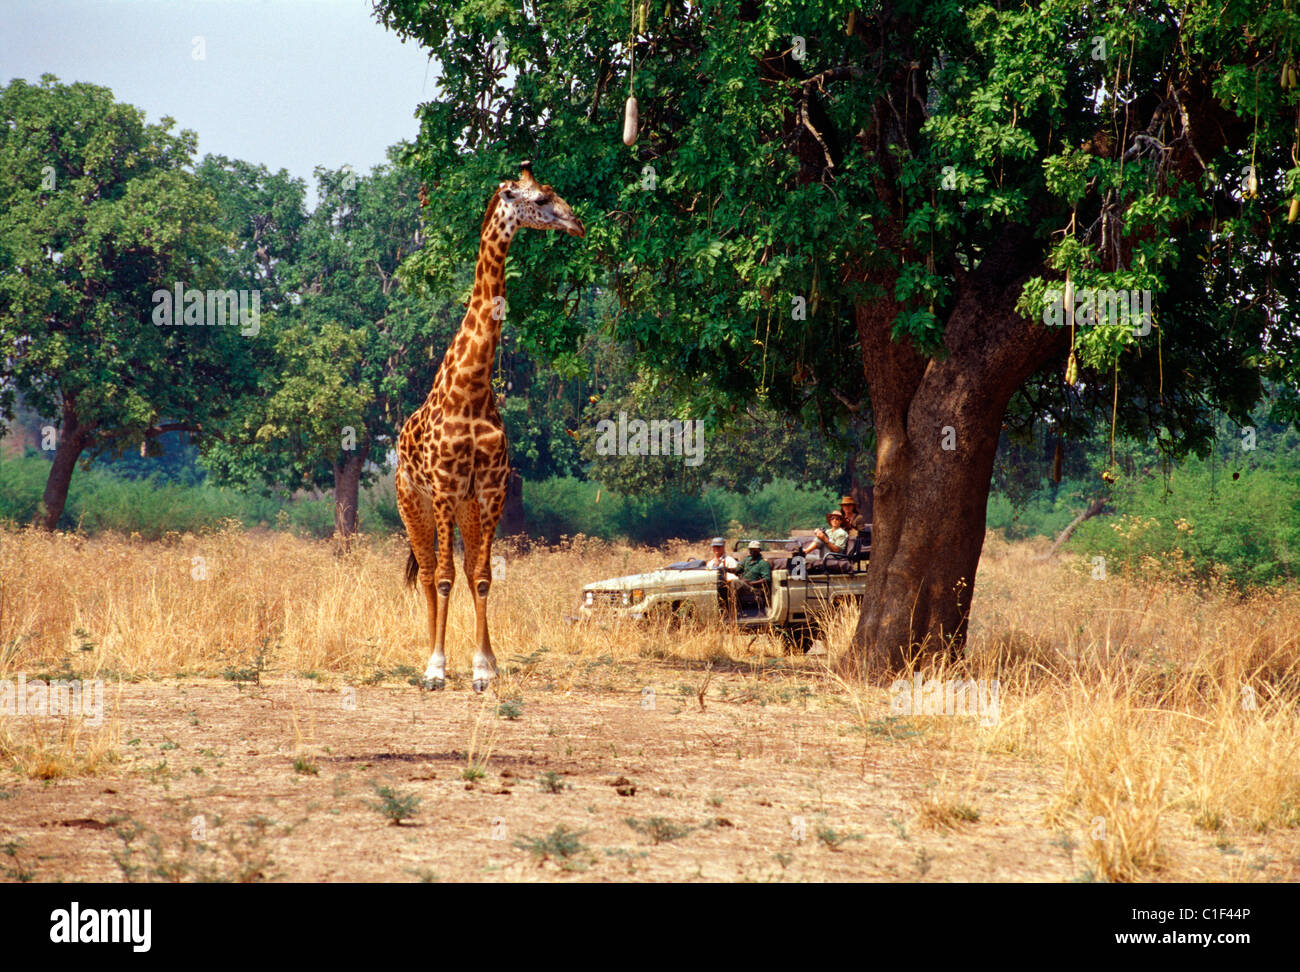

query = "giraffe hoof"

[
  {"left": 472, "top": 679, "right": 490, "bottom": 694},
  {"left": 421, "top": 677, "right": 445, "bottom": 692}
]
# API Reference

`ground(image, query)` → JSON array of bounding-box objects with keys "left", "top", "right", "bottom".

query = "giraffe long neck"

[
  {"left": 465, "top": 219, "right": 509, "bottom": 337},
  {"left": 436, "top": 211, "right": 516, "bottom": 395},
  {"left": 463, "top": 217, "right": 514, "bottom": 351}
]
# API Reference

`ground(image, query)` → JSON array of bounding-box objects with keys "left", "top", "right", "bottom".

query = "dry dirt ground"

[{"left": 1, "top": 668, "right": 1294, "bottom": 883}]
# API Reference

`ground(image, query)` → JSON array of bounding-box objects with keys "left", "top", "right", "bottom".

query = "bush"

[
  {"left": 522, "top": 476, "right": 839, "bottom": 544},
  {"left": 986, "top": 480, "right": 1094, "bottom": 541},
  {"left": 0, "top": 451, "right": 48, "bottom": 524},
  {"left": 1072, "top": 460, "right": 1300, "bottom": 587},
  {"left": 0, "top": 453, "right": 356, "bottom": 539}
]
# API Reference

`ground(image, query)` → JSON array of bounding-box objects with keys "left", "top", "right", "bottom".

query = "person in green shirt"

[{"left": 729, "top": 540, "right": 772, "bottom": 610}]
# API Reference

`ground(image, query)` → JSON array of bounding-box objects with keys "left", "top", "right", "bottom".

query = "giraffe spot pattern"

[{"left": 396, "top": 171, "right": 581, "bottom": 680}]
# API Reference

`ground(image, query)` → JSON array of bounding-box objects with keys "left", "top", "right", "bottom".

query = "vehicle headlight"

[
  {"left": 621, "top": 591, "right": 630, "bottom": 606},
  {"left": 585, "top": 591, "right": 594, "bottom": 606},
  {"left": 630, "top": 589, "right": 645, "bottom": 604}
]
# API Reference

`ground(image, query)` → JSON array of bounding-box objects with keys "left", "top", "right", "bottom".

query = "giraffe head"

[{"left": 493, "top": 162, "right": 585, "bottom": 238}]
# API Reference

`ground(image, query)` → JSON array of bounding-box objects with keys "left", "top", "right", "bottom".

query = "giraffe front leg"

[
  {"left": 418, "top": 574, "right": 445, "bottom": 691},
  {"left": 457, "top": 503, "right": 496, "bottom": 693}
]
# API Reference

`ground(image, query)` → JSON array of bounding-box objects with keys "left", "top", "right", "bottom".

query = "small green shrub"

[{"left": 367, "top": 783, "right": 421, "bottom": 825}]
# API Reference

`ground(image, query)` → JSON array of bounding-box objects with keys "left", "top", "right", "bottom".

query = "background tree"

[
  {"left": 0, "top": 75, "right": 241, "bottom": 529},
  {"left": 201, "top": 155, "right": 447, "bottom": 536},
  {"left": 194, "top": 154, "right": 308, "bottom": 309},
  {"left": 578, "top": 346, "right": 854, "bottom": 499}
]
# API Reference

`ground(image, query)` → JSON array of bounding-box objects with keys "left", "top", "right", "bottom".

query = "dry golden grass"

[{"left": 3, "top": 523, "right": 1299, "bottom": 881}]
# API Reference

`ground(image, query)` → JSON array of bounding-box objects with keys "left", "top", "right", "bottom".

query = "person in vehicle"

[
  {"left": 730, "top": 540, "right": 772, "bottom": 609},
  {"left": 803, "top": 511, "right": 848, "bottom": 556},
  {"left": 840, "top": 495, "right": 868, "bottom": 535},
  {"left": 705, "top": 537, "right": 739, "bottom": 573}
]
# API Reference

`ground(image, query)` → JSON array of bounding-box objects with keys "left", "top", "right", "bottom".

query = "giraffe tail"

[{"left": 404, "top": 546, "right": 419, "bottom": 588}]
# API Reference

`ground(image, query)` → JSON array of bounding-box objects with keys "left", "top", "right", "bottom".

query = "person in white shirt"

[
  {"left": 705, "top": 537, "right": 739, "bottom": 573},
  {"left": 803, "top": 511, "right": 848, "bottom": 556}
]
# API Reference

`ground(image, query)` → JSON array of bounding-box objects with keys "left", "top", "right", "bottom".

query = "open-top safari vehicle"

[{"left": 574, "top": 530, "right": 871, "bottom": 650}]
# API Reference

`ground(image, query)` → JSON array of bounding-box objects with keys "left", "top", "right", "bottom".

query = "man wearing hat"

[
  {"left": 839, "top": 495, "right": 868, "bottom": 535},
  {"left": 803, "top": 510, "right": 848, "bottom": 556},
  {"left": 730, "top": 540, "right": 772, "bottom": 609},
  {"left": 705, "top": 537, "right": 739, "bottom": 573}
]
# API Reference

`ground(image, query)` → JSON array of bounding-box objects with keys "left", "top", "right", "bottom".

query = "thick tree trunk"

[
  {"left": 848, "top": 376, "right": 1004, "bottom": 674},
  {"left": 333, "top": 450, "right": 365, "bottom": 538},
  {"left": 38, "top": 399, "right": 89, "bottom": 530},
  {"left": 498, "top": 467, "right": 526, "bottom": 536},
  {"left": 843, "top": 226, "right": 1070, "bottom": 679}
]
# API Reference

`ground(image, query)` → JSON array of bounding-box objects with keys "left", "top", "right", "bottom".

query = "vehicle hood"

[{"left": 582, "top": 568, "right": 718, "bottom": 592}]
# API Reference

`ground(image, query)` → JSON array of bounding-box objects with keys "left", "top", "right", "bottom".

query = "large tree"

[
  {"left": 0, "top": 76, "right": 239, "bottom": 529},
  {"left": 376, "top": 1, "right": 1300, "bottom": 675}
]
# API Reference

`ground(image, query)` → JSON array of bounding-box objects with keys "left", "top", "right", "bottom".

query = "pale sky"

[{"left": 0, "top": 0, "right": 438, "bottom": 200}]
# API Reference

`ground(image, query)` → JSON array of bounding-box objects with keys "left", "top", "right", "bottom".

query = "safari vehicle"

[{"left": 575, "top": 530, "right": 871, "bottom": 650}]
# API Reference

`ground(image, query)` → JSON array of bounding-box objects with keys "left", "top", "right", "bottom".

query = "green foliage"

[
  {"left": 192, "top": 154, "right": 307, "bottom": 308},
  {"left": 537, "top": 771, "right": 568, "bottom": 793},
  {"left": 0, "top": 75, "right": 252, "bottom": 479},
  {"left": 513, "top": 825, "right": 589, "bottom": 869},
  {"left": 0, "top": 452, "right": 350, "bottom": 538},
  {"left": 986, "top": 489, "right": 1082, "bottom": 542},
  {"left": 379, "top": 0, "right": 883, "bottom": 435},
  {"left": 377, "top": 0, "right": 1300, "bottom": 469},
  {"left": 197, "top": 154, "right": 443, "bottom": 514},
  {"left": 815, "top": 823, "right": 865, "bottom": 851},
  {"left": 523, "top": 475, "right": 837, "bottom": 544},
  {"left": 0, "top": 450, "right": 834, "bottom": 545},
  {"left": 496, "top": 698, "right": 524, "bottom": 720},
  {"left": 623, "top": 816, "right": 696, "bottom": 845},
  {"left": 1073, "top": 460, "right": 1300, "bottom": 587},
  {"left": 0, "top": 452, "right": 50, "bottom": 524},
  {"left": 292, "top": 757, "right": 319, "bottom": 776},
  {"left": 990, "top": 399, "right": 1300, "bottom": 587}
]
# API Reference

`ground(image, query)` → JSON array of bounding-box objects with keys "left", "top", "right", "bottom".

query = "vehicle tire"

[{"left": 781, "top": 623, "right": 814, "bottom": 654}]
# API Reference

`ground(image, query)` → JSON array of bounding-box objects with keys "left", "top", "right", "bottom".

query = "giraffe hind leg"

[
  {"left": 398, "top": 482, "right": 452, "bottom": 692},
  {"left": 423, "top": 506, "right": 456, "bottom": 689}
]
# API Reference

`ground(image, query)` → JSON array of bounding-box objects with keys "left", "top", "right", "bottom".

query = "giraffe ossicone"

[{"left": 396, "top": 163, "right": 584, "bottom": 693}]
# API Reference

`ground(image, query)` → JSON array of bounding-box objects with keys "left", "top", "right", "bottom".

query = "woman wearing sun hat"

[{"left": 803, "top": 510, "right": 848, "bottom": 556}]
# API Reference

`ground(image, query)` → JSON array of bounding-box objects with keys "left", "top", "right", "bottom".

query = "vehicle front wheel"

[{"left": 781, "top": 623, "right": 814, "bottom": 654}]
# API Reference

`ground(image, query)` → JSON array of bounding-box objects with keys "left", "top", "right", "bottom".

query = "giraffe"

[{"left": 397, "top": 163, "right": 584, "bottom": 693}]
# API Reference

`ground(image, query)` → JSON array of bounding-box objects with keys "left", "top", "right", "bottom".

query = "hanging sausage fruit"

[{"left": 623, "top": 95, "right": 639, "bottom": 146}]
